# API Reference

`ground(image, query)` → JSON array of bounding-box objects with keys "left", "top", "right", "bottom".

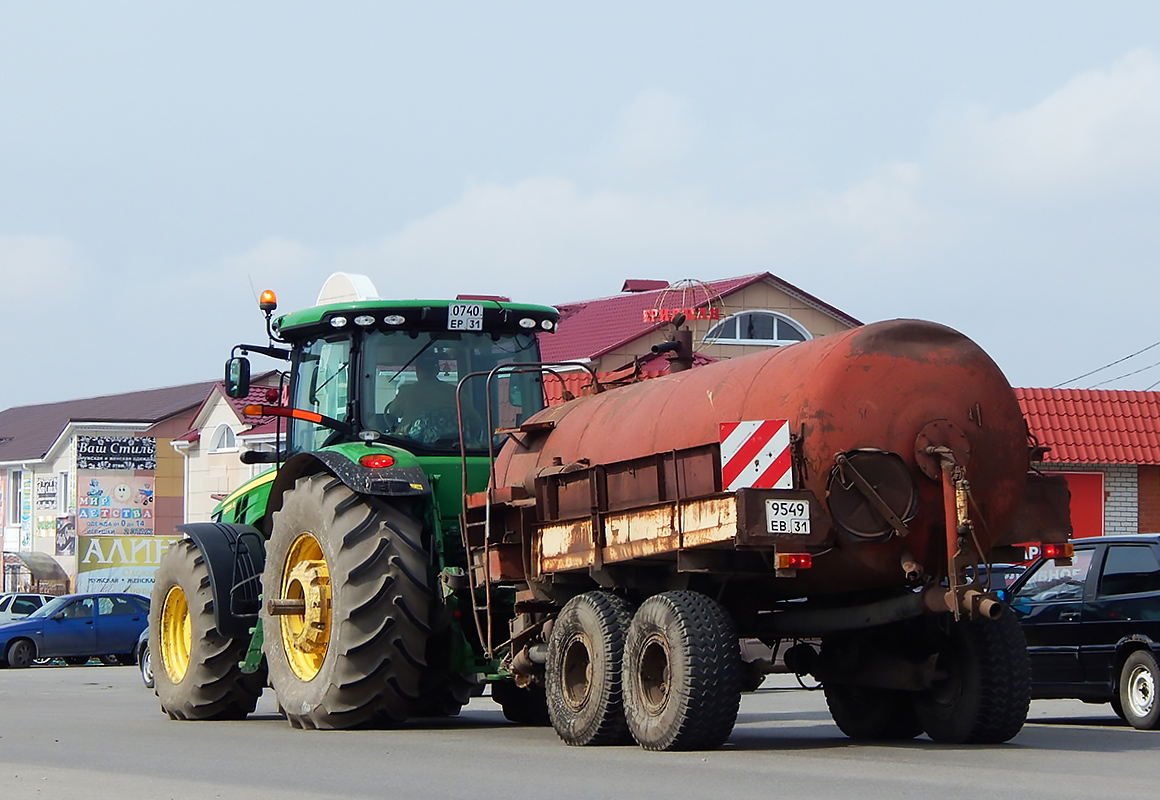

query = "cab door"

[{"left": 1010, "top": 548, "right": 1096, "bottom": 689}]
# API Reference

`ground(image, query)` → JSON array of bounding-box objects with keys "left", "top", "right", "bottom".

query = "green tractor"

[{"left": 149, "top": 274, "right": 560, "bottom": 728}]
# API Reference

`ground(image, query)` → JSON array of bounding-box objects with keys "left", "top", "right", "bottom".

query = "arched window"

[
  {"left": 704, "top": 311, "right": 811, "bottom": 346},
  {"left": 208, "top": 423, "right": 237, "bottom": 453}
]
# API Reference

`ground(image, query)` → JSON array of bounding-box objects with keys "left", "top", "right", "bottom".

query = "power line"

[
  {"left": 1053, "top": 338, "right": 1160, "bottom": 388},
  {"left": 1089, "top": 358, "right": 1160, "bottom": 389}
]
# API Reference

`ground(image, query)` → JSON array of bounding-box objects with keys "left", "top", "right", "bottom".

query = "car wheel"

[
  {"left": 98, "top": 654, "right": 119, "bottom": 666},
  {"left": 140, "top": 642, "right": 155, "bottom": 689},
  {"left": 64, "top": 656, "right": 90, "bottom": 666},
  {"left": 5, "top": 639, "right": 36, "bottom": 669},
  {"left": 1119, "top": 650, "right": 1160, "bottom": 730}
]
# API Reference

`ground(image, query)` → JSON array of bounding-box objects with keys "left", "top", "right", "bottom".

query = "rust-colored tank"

[{"left": 492, "top": 319, "right": 1031, "bottom": 591}]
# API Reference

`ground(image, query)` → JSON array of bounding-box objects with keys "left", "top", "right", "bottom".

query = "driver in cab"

[{"left": 386, "top": 352, "right": 481, "bottom": 441}]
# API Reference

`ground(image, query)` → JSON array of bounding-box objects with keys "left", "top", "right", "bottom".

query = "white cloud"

[
  {"left": 590, "top": 90, "right": 703, "bottom": 186},
  {"left": 0, "top": 235, "right": 87, "bottom": 301},
  {"left": 937, "top": 48, "right": 1160, "bottom": 201}
]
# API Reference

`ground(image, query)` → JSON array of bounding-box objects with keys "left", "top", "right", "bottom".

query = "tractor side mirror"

[{"left": 225, "top": 357, "right": 251, "bottom": 399}]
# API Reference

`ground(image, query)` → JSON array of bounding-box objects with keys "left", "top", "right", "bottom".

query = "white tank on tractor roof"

[{"left": 315, "top": 272, "right": 380, "bottom": 305}]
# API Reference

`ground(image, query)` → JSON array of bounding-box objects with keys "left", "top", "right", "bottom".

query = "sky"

[{"left": 3, "top": 2, "right": 1160, "bottom": 411}]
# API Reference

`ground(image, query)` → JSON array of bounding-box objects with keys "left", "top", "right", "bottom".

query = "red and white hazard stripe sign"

[{"left": 719, "top": 419, "right": 793, "bottom": 492}]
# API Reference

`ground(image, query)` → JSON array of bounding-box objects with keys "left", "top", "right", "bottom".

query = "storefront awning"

[{"left": 16, "top": 551, "right": 69, "bottom": 582}]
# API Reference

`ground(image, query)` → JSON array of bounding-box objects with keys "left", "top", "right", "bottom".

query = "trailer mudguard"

[{"left": 175, "top": 521, "right": 266, "bottom": 639}]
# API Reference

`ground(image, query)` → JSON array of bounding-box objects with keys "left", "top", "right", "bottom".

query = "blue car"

[{"left": 0, "top": 592, "right": 150, "bottom": 669}]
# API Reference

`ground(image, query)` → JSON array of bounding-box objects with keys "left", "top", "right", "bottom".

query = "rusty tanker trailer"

[{"left": 464, "top": 318, "right": 1072, "bottom": 750}]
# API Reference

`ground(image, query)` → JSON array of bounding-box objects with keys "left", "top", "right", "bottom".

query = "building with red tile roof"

[
  {"left": 541, "top": 272, "right": 862, "bottom": 374},
  {"left": 1017, "top": 388, "right": 1160, "bottom": 538}
]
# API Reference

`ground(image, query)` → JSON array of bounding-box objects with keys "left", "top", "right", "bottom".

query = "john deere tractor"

[{"left": 149, "top": 274, "right": 559, "bottom": 728}]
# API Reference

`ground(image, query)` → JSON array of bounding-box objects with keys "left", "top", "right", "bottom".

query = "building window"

[
  {"left": 8, "top": 470, "right": 22, "bottom": 525},
  {"left": 209, "top": 424, "right": 237, "bottom": 453},
  {"left": 58, "top": 472, "right": 70, "bottom": 515},
  {"left": 704, "top": 311, "right": 811, "bottom": 346}
]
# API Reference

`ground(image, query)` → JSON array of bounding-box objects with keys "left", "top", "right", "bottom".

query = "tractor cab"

[{"left": 225, "top": 274, "right": 559, "bottom": 461}]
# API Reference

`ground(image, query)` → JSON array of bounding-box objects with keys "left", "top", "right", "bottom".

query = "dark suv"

[{"left": 1009, "top": 534, "right": 1160, "bottom": 730}]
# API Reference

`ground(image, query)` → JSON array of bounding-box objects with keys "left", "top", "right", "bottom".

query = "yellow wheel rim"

[
  {"left": 280, "top": 532, "right": 332, "bottom": 682},
  {"left": 159, "top": 585, "right": 192, "bottom": 684}
]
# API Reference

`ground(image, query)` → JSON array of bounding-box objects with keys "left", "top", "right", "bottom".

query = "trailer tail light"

[
  {"left": 1042, "top": 542, "right": 1074, "bottom": 560},
  {"left": 358, "top": 454, "right": 396, "bottom": 469},
  {"left": 775, "top": 553, "right": 812, "bottom": 570}
]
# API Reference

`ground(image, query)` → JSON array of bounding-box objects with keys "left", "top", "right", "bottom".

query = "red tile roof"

[
  {"left": 175, "top": 374, "right": 283, "bottom": 444},
  {"left": 1017, "top": 388, "right": 1160, "bottom": 465},
  {"left": 539, "top": 272, "right": 862, "bottom": 363},
  {"left": 0, "top": 380, "right": 219, "bottom": 463}
]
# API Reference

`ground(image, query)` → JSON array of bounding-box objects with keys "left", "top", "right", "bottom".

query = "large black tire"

[
  {"left": 546, "top": 591, "right": 634, "bottom": 746},
  {"left": 262, "top": 474, "right": 434, "bottom": 729},
  {"left": 621, "top": 591, "right": 741, "bottom": 751},
  {"left": 492, "top": 680, "right": 551, "bottom": 725},
  {"left": 5, "top": 639, "right": 36, "bottom": 668},
  {"left": 151, "top": 538, "right": 265, "bottom": 720},
  {"left": 1118, "top": 650, "right": 1160, "bottom": 730},
  {"left": 64, "top": 656, "right": 90, "bottom": 666},
  {"left": 914, "top": 611, "right": 1031, "bottom": 744},
  {"left": 824, "top": 682, "right": 923, "bottom": 741},
  {"left": 412, "top": 671, "right": 478, "bottom": 717}
]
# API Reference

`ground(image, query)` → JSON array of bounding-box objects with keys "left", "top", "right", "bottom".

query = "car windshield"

[
  {"left": 26, "top": 595, "right": 72, "bottom": 619},
  {"left": 1012, "top": 549, "right": 1095, "bottom": 603},
  {"left": 288, "top": 329, "right": 546, "bottom": 454}
]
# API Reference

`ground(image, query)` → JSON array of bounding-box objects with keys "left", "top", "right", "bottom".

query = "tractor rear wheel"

[
  {"left": 151, "top": 538, "right": 265, "bottom": 720},
  {"left": 621, "top": 591, "right": 741, "bottom": 751},
  {"left": 914, "top": 611, "right": 1030, "bottom": 743},
  {"left": 262, "top": 473, "right": 434, "bottom": 729}
]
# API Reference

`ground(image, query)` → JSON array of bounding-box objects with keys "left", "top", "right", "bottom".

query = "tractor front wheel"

[{"left": 151, "top": 538, "right": 265, "bottom": 720}]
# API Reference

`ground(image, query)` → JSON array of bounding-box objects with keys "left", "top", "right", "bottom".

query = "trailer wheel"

[
  {"left": 546, "top": 591, "right": 634, "bottom": 746},
  {"left": 914, "top": 611, "right": 1030, "bottom": 744},
  {"left": 1118, "top": 650, "right": 1160, "bottom": 730},
  {"left": 152, "top": 538, "right": 265, "bottom": 720},
  {"left": 622, "top": 591, "right": 741, "bottom": 751},
  {"left": 263, "top": 473, "right": 433, "bottom": 729},
  {"left": 492, "top": 680, "right": 551, "bottom": 725},
  {"left": 823, "top": 682, "right": 922, "bottom": 741}
]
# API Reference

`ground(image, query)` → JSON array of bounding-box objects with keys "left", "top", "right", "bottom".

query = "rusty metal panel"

[
  {"left": 604, "top": 456, "right": 663, "bottom": 511},
  {"left": 539, "top": 519, "right": 593, "bottom": 561},
  {"left": 998, "top": 472, "right": 1072, "bottom": 546},
  {"left": 679, "top": 496, "right": 738, "bottom": 548}
]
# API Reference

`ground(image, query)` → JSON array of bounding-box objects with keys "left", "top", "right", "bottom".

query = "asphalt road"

[{"left": 0, "top": 665, "right": 1154, "bottom": 800}]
